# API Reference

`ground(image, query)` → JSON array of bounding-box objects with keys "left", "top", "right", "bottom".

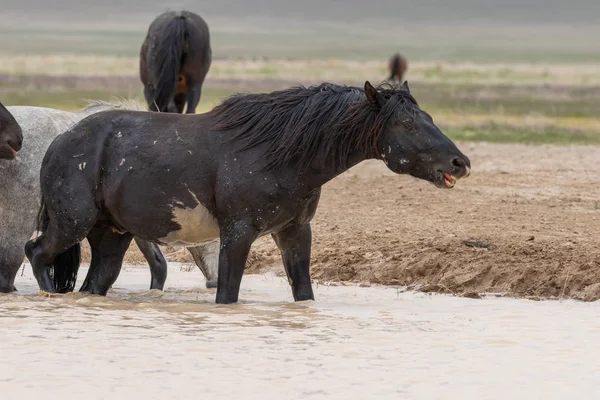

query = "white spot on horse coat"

[
  {"left": 381, "top": 153, "right": 388, "bottom": 165},
  {"left": 116, "top": 132, "right": 123, "bottom": 138},
  {"left": 78, "top": 162, "right": 86, "bottom": 170},
  {"left": 119, "top": 158, "right": 126, "bottom": 166},
  {"left": 159, "top": 190, "right": 220, "bottom": 246}
]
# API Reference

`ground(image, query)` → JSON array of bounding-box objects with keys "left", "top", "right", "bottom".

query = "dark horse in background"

[
  {"left": 388, "top": 53, "right": 408, "bottom": 83},
  {"left": 0, "top": 102, "right": 23, "bottom": 159},
  {"left": 25, "top": 81, "right": 470, "bottom": 304},
  {"left": 140, "top": 10, "right": 211, "bottom": 113}
]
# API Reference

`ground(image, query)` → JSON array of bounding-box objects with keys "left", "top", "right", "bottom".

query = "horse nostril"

[{"left": 451, "top": 157, "right": 465, "bottom": 169}]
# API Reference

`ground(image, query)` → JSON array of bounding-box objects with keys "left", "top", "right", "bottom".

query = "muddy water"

[{"left": 1, "top": 264, "right": 599, "bottom": 399}]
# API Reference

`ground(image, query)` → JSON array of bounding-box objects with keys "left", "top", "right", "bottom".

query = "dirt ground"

[{"left": 80, "top": 142, "right": 600, "bottom": 301}]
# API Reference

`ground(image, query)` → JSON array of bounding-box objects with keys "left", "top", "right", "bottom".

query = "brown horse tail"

[{"left": 150, "top": 15, "right": 187, "bottom": 112}]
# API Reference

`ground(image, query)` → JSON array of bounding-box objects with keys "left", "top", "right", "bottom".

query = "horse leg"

[
  {"left": 184, "top": 82, "right": 202, "bottom": 114},
  {"left": 144, "top": 86, "right": 158, "bottom": 112},
  {"left": 272, "top": 223, "right": 314, "bottom": 301},
  {"left": 0, "top": 245, "right": 25, "bottom": 293},
  {"left": 134, "top": 237, "right": 167, "bottom": 290},
  {"left": 215, "top": 225, "right": 256, "bottom": 304},
  {"left": 187, "top": 241, "right": 219, "bottom": 288},
  {"left": 174, "top": 93, "right": 187, "bottom": 114},
  {"left": 25, "top": 219, "right": 90, "bottom": 294},
  {"left": 79, "top": 226, "right": 133, "bottom": 296}
]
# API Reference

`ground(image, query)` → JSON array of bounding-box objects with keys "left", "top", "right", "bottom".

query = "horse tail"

[
  {"left": 34, "top": 195, "right": 81, "bottom": 294},
  {"left": 35, "top": 194, "right": 49, "bottom": 234},
  {"left": 150, "top": 15, "right": 187, "bottom": 112},
  {"left": 52, "top": 243, "right": 81, "bottom": 294}
]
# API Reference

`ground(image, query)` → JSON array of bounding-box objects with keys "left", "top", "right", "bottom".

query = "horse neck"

[{"left": 304, "top": 140, "right": 374, "bottom": 190}]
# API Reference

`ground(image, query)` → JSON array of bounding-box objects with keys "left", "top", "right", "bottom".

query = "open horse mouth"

[
  {"left": 443, "top": 171, "right": 457, "bottom": 188},
  {"left": 439, "top": 166, "right": 471, "bottom": 188}
]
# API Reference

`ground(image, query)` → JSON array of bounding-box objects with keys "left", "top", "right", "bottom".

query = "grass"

[
  {"left": 2, "top": 56, "right": 600, "bottom": 86},
  {"left": 1, "top": 53, "right": 599, "bottom": 146},
  {"left": 445, "top": 123, "right": 600, "bottom": 146}
]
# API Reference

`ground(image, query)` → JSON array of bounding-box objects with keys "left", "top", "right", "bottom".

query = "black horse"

[
  {"left": 25, "top": 81, "right": 470, "bottom": 304},
  {"left": 140, "top": 10, "right": 211, "bottom": 114},
  {"left": 0, "top": 102, "right": 23, "bottom": 159}
]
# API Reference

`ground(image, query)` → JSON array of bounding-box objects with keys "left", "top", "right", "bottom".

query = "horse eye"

[{"left": 400, "top": 119, "right": 414, "bottom": 131}]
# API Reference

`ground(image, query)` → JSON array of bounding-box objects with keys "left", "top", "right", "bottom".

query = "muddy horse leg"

[
  {"left": 215, "top": 224, "right": 256, "bottom": 304},
  {"left": 187, "top": 241, "right": 219, "bottom": 288},
  {"left": 272, "top": 223, "right": 314, "bottom": 301},
  {"left": 79, "top": 226, "right": 133, "bottom": 296},
  {"left": 184, "top": 82, "right": 202, "bottom": 114},
  {"left": 0, "top": 246, "right": 25, "bottom": 293},
  {"left": 134, "top": 237, "right": 168, "bottom": 290},
  {"left": 25, "top": 220, "right": 89, "bottom": 294}
]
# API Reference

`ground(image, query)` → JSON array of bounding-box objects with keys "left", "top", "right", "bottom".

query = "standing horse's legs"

[
  {"left": 134, "top": 237, "right": 168, "bottom": 290},
  {"left": 272, "top": 223, "right": 314, "bottom": 301},
  {"left": 184, "top": 82, "right": 202, "bottom": 114},
  {"left": 215, "top": 225, "right": 256, "bottom": 304},
  {"left": 174, "top": 93, "right": 187, "bottom": 114},
  {"left": 187, "top": 241, "right": 219, "bottom": 288},
  {"left": 79, "top": 226, "right": 133, "bottom": 296},
  {"left": 25, "top": 220, "right": 90, "bottom": 294},
  {"left": 0, "top": 246, "right": 25, "bottom": 293}
]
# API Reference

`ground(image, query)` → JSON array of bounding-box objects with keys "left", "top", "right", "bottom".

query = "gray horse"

[{"left": 0, "top": 101, "right": 218, "bottom": 293}]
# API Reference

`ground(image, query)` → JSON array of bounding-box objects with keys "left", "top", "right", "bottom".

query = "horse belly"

[{"left": 158, "top": 202, "right": 220, "bottom": 246}]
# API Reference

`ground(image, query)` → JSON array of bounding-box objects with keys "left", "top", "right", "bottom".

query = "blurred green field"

[{"left": 2, "top": 69, "right": 598, "bottom": 146}]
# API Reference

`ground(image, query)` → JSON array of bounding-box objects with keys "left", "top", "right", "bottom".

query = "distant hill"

[
  {"left": 1, "top": 0, "right": 598, "bottom": 62},
  {"left": 2, "top": 0, "right": 599, "bottom": 25}
]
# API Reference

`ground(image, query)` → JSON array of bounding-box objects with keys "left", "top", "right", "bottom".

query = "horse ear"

[
  {"left": 402, "top": 81, "right": 410, "bottom": 93},
  {"left": 364, "top": 81, "right": 385, "bottom": 109}
]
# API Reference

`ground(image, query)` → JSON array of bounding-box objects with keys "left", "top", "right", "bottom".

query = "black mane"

[{"left": 209, "top": 82, "right": 419, "bottom": 172}]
